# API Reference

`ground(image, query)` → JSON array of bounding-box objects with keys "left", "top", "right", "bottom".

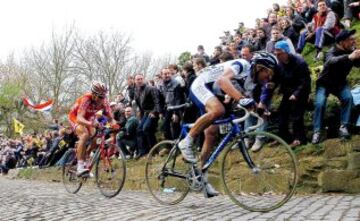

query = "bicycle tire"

[
  {"left": 145, "top": 140, "right": 190, "bottom": 205},
  {"left": 62, "top": 149, "right": 83, "bottom": 194},
  {"left": 95, "top": 144, "right": 126, "bottom": 198},
  {"left": 221, "top": 131, "right": 298, "bottom": 212}
]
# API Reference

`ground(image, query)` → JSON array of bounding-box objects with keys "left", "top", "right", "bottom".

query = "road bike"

[
  {"left": 62, "top": 118, "right": 126, "bottom": 198},
  {"left": 145, "top": 101, "right": 298, "bottom": 212}
]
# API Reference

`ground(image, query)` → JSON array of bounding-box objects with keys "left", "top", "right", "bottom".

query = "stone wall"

[{"left": 298, "top": 136, "right": 360, "bottom": 193}]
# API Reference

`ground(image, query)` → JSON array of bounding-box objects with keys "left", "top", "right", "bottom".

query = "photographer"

[{"left": 312, "top": 29, "right": 360, "bottom": 144}]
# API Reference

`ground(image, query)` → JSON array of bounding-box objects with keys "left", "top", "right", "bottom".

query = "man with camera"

[{"left": 312, "top": 29, "right": 360, "bottom": 144}]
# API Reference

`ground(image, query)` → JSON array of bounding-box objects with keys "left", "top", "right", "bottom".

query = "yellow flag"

[{"left": 13, "top": 118, "right": 25, "bottom": 135}]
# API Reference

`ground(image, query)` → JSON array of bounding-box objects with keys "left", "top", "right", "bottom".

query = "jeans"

[
  {"left": 244, "top": 115, "right": 268, "bottom": 139},
  {"left": 117, "top": 138, "right": 137, "bottom": 156},
  {"left": 162, "top": 111, "right": 181, "bottom": 140},
  {"left": 137, "top": 114, "right": 158, "bottom": 155},
  {"left": 313, "top": 85, "right": 353, "bottom": 132},
  {"left": 297, "top": 28, "right": 334, "bottom": 53}
]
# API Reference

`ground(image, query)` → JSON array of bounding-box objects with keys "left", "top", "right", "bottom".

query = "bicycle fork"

[{"left": 238, "top": 138, "right": 261, "bottom": 174}]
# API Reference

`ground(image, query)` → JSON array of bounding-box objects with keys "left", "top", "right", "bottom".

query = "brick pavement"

[{"left": 0, "top": 177, "right": 359, "bottom": 221}]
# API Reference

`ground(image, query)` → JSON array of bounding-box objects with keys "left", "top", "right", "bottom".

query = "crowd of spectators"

[
  {"left": 116, "top": 0, "right": 360, "bottom": 157},
  {"left": 1, "top": 0, "right": 360, "bottom": 173}
]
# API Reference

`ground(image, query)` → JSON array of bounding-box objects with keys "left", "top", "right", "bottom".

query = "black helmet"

[
  {"left": 250, "top": 52, "right": 278, "bottom": 82},
  {"left": 251, "top": 51, "right": 278, "bottom": 70}
]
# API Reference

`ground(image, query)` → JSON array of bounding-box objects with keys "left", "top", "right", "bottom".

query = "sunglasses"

[{"left": 95, "top": 95, "right": 105, "bottom": 99}]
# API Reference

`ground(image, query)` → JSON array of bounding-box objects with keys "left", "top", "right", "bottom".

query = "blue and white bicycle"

[{"left": 145, "top": 100, "right": 298, "bottom": 212}]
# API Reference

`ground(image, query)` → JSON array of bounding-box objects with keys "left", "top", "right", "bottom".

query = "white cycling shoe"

[
  {"left": 76, "top": 167, "right": 90, "bottom": 177},
  {"left": 203, "top": 183, "right": 220, "bottom": 198},
  {"left": 203, "top": 172, "right": 219, "bottom": 198},
  {"left": 178, "top": 139, "right": 197, "bottom": 164}
]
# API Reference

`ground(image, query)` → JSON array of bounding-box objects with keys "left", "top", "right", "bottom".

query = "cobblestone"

[{"left": 0, "top": 177, "right": 359, "bottom": 220}]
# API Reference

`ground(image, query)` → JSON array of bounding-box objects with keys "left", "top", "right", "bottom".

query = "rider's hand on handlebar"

[{"left": 92, "top": 120, "right": 101, "bottom": 129}]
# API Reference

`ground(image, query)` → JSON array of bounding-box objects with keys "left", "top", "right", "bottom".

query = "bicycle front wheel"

[
  {"left": 145, "top": 140, "right": 190, "bottom": 205},
  {"left": 62, "top": 149, "right": 82, "bottom": 194},
  {"left": 95, "top": 144, "right": 126, "bottom": 198},
  {"left": 221, "top": 131, "right": 298, "bottom": 212}
]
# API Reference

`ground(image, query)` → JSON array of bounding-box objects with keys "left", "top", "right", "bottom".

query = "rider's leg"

[
  {"left": 200, "top": 125, "right": 219, "bottom": 167},
  {"left": 75, "top": 125, "right": 90, "bottom": 174},
  {"left": 201, "top": 124, "right": 222, "bottom": 197},
  {"left": 179, "top": 97, "right": 225, "bottom": 163}
]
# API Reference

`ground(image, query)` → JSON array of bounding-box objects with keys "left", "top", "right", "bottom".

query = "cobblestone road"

[{"left": 0, "top": 177, "right": 360, "bottom": 221}]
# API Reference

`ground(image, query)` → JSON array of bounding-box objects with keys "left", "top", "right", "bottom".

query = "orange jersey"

[{"left": 68, "top": 92, "right": 112, "bottom": 125}]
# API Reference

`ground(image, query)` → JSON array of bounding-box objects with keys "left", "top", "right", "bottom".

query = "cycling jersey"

[
  {"left": 68, "top": 92, "right": 112, "bottom": 129},
  {"left": 189, "top": 59, "right": 251, "bottom": 112}
]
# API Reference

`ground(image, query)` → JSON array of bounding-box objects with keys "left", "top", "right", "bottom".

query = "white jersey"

[
  {"left": 189, "top": 59, "right": 251, "bottom": 112},
  {"left": 197, "top": 59, "right": 251, "bottom": 84}
]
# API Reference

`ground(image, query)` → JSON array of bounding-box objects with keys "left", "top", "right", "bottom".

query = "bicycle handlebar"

[
  {"left": 232, "top": 105, "right": 264, "bottom": 131},
  {"left": 167, "top": 103, "right": 192, "bottom": 111}
]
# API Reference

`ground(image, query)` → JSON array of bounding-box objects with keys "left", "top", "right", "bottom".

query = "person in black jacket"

[
  {"left": 134, "top": 74, "right": 162, "bottom": 157},
  {"left": 254, "top": 28, "right": 269, "bottom": 51},
  {"left": 274, "top": 40, "right": 312, "bottom": 147},
  {"left": 285, "top": 6, "right": 306, "bottom": 33},
  {"left": 159, "top": 68, "right": 186, "bottom": 140},
  {"left": 312, "top": 29, "right": 360, "bottom": 144},
  {"left": 280, "top": 17, "right": 299, "bottom": 48}
]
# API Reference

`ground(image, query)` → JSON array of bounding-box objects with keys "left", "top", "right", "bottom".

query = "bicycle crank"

[{"left": 186, "top": 164, "right": 203, "bottom": 191}]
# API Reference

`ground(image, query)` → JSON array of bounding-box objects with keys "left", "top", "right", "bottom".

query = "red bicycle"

[{"left": 62, "top": 118, "right": 126, "bottom": 198}]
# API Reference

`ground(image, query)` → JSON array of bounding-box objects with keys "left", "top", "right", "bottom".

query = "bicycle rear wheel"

[
  {"left": 145, "top": 140, "right": 190, "bottom": 205},
  {"left": 221, "top": 131, "right": 298, "bottom": 212},
  {"left": 95, "top": 144, "right": 126, "bottom": 198},
  {"left": 62, "top": 149, "right": 82, "bottom": 194}
]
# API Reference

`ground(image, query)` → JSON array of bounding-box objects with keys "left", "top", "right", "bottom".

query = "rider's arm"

[
  {"left": 216, "top": 68, "right": 244, "bottom": 102},
  {"left": 76, "top": 109, "right": 93, "bottom": 128}
]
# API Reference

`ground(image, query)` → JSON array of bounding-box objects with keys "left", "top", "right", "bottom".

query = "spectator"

[
  {"left": 159, "top": 68, "right": 185, "bottom": 140},
  {"left": 111, "top": 102, "right": 126, "bottom": 128},
  {"left": 255, "top": 28, "right": 269, "bottom": 50},
  {"left": 182, "top": 63, "right": 199, "bottom": 124},
  {"left": 228, "top": 41, "right": 240, "bottom": 58},
  {"left": 194, "top": 45, "right": 210, "bottom": 63},
  {"left": 299, "top": 0, "right": 318, "bottom": 23},
  {"left": 134, "top": 74, "right": 162, "bottom": 157},
  {"left": 153, "top": 73, "right": 163, "bottom": 89},
  {"left": 193, "top": 57, "right": 207, "bottom": 75},
  {"left": 266, "top": 26, "right": 296, "bottom": 54},
  {"left": 124, "top": 75, "right": 136, "bottom": 105},
  {"left": 274, "top": 40, "right": 311, "bottom": 147},
  {"left": 286, "top": 6, "right": 306, "bottom": 33},
  {"left": 241, "top": 45, "right": 254, "bottom": 62},
  {"left": 260, "top": 18, "right": 273, "bottom": 37},
  {"left": 297, "top": 0, "right": 341, "bottom": 60},
  {"left": 223, "top": 31, "right": 234, "bottom": 44},
  {"left": 115, "top": 93, "right": 129, "bottom": 106},
  {"left": 280, "top": 17, "right": 300, "bottom": 47},
  {"left": 168, "top": 64, "right": 186, "bottom": 87},
  {"left": 268, "top": 12, "right": 279, "bottom": 27},
  {"left": 344, "top": 0, "right": 360, "bottom": 28},
  {"left": 210, "top": 46, "right": 223, "bottom": 65},
  {"left": 234, "top": 33, "right": 246, "bottom": 51},
  {"left": 312, "top": 29, "right": 360, "bottom": 144},
  {"left": 117, "top": 107, "right": 139, "bottom": 159}
]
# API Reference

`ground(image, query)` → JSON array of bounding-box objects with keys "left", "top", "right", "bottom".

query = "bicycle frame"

[
  {"left": 176, "top": 114, "right": 257, "bottom": 173},
  {"left": 84, "top": 128, "right": 117, "bottom": 172}
]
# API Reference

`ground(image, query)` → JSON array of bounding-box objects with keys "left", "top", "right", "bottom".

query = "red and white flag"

[{"left": 23, "top": 98, "right": 53, "bottom": 112}]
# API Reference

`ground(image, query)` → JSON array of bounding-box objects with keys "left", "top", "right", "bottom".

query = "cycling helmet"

[
  {"left": 250, "top": 52, "right": 278, "bottom": 83},
  {"left": 91, "top": 81, "right": 108, "bottom": 97}
]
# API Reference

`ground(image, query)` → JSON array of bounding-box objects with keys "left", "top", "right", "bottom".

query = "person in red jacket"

[{"left": 297, "top": 0, "right": 341, "bottom": 60}]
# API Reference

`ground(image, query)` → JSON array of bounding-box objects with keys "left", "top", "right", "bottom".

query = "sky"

[{"left": 0, "top": 0, "right": 287, "bottom": 60}]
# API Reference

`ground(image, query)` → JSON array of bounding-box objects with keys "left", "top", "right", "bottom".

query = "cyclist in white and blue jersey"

[{"left": 178, "top": 52, "right": 279, "bottom": 197}]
